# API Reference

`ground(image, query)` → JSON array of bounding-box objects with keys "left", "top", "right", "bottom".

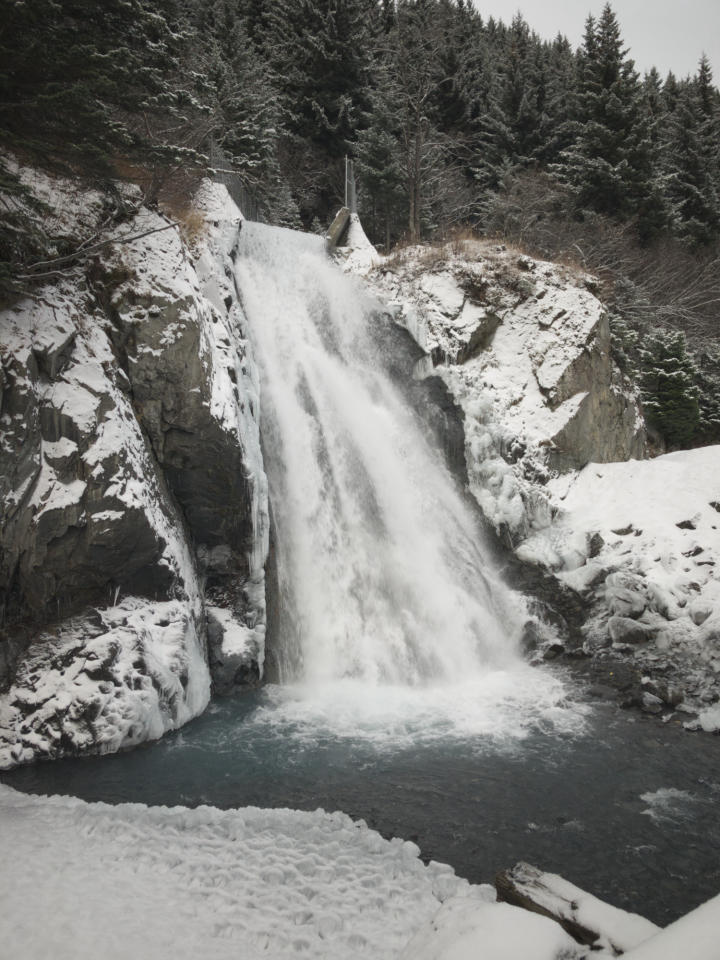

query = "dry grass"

[
  {"left": 173, "top": 207, "right": 206, "bottom": 247},
  {"left": 112, "top": 158, "right": 208, "bottom": 247}
]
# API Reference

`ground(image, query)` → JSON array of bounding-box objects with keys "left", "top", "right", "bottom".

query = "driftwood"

[
  {"left": 496, "top": 864, "right": 600, "bottom": 948},
  {"left": 495, "top": 862, "right": 660, "bottom": 955}
]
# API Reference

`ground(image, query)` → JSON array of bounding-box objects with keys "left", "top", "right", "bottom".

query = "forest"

[{"left": 1, "top": 0, "right": 719, "bottom": 448}]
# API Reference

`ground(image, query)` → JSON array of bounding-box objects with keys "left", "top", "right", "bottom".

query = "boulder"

[
  {"left": 608, "top": 617, "right": 653, "bottom": 645},
  {"left": 689, "top": 600, "right": 713, "bottom": 627}
]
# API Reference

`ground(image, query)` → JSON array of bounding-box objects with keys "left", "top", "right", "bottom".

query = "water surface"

[{"left": 3, "top": 687, "right": 718, "bottom": 928}]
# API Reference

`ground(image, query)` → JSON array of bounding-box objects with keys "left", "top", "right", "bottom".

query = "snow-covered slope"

[
  {"left": 0, "top": 784, "right": 480, "bottom": 960},
  {"left": 0, "top": 170, "right": 268, "bottom": 767},
  {"left": 520, "top": 447, "right": 720, "bottom": 728}
]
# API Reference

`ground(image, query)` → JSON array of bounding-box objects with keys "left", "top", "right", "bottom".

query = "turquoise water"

[{"left": 3, "top": 689, "right": 718, "bottom": 927}]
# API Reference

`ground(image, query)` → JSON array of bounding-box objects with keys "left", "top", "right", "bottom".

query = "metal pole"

[
  {"left": 345, "top": 155, "right": 348, "bottom": 208},
  {"left": 348, "top": 160, "right": 357, "bottom": 214}
]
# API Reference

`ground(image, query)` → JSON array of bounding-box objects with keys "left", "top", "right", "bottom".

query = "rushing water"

[
  {"left": 234, "top": 222, "right": 524, "bottom": 686},
  {"left": 4, "top": 222, "right": 718, "bottom": 931}
]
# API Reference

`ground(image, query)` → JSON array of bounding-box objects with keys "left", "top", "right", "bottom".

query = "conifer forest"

[{"left": 1, "top": 0, "right": 719, "bottom": 447}]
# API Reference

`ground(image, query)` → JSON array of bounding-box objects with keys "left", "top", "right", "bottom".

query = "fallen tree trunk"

[{"left": 495, "top": 863, "right": 659, "bottom": 955}]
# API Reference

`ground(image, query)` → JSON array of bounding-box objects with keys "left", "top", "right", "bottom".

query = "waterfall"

[{"left": 233, "top": 222, "right": 525, "bottom": 690}]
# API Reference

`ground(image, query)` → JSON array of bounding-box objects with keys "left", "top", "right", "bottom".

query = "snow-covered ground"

[
  {"left": 2, "top": 784, "right": 718, "bottom": 960},
  {"left": 0, "top": 784, "right": 481, "bottom": 960}
]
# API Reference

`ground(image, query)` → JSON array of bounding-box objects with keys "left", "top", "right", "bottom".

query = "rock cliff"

[
  {"left": 363, "top": 240, "right": 646, "bottom": 544},
  {"left": 0, "top": 170, "right": 268, "bottom": 767}
]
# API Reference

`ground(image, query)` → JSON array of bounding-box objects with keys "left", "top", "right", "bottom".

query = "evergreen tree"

[
  {"left": 355, "top": 63, "right": 406, "bottom": 248},
  {"left": 639, "top": 329, "right": 700, "bottom": 448},
  {"left": 554, "top": 4, "right": 659, "bottom": 237},
  {"left": 261, "top": 0, "right": 377, "bottom": 224},
  {"left": 663, "top": 81, "right": 720, "bottom": 245},
  {"left": 0, "top": 0, "right": 200, "bottom": 176},
  {"left": 533, "top": 35, "right": 579, "bottom": 165},
  {"left": 695, "top": 344, "right": 720, "bottom": 443},
  {"left": 383, "top": 0, "right": 449, "bottom": 241}
]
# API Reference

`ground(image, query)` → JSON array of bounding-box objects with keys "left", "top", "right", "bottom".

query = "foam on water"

[
  {"left": 241, "top": 673, "right": 585, "bottom": 750},
  {"left": 233, "top": 222, "right": 583, "bottom": 738}
]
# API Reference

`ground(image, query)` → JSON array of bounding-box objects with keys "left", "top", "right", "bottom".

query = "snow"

[
  {"left": 697, "top": 702, "right": 720, "bottom": 732},
  {"left": 509, "top": 446, "right": 720, "bottom": 712},
  {"left": 207, "top": 604, "right": 258, "bottom": 658},
  {"left": 0, "top": 785, "right": 470, "bottom": 960},
  {"left": 524, "top": 447, "right": 720, "bottom": 638},
  {"left": 0, "top": 597, "right": 209, "bottom": 770},
  {"left": 398, "top": 897, "right": 587, "bottom": 960},
  {"left": 620, "top": 892, "right": 720, "bottom": 960},
  {"left": 337, "top": 213, "right": 381, "bottom": 274},
  {"left": 3, "top": 781, "right": 719, "bottom": 960},
  {"left": 6, "top": 154, "right": 109, "bottom": 241}
]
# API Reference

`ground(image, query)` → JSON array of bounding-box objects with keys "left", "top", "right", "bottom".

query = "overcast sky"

[{"left": 471, "top": 0, "right": 719, "bottom": 80}]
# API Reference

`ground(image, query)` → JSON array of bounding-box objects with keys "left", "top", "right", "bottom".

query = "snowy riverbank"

[{"left": 1, "top": 784, "right": 718, "bottom": 960}]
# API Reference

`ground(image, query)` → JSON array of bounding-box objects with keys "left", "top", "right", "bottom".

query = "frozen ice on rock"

[
  {"left": 0, "top": 597, "right": 209, "bottom": 770},
  {"left": 0, "top": 785, "right": 471, "bottom": 960}
]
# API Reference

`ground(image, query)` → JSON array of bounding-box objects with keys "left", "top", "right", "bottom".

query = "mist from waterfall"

[{"left": 233, "top": 222, "right": 581, "bottom": 742}]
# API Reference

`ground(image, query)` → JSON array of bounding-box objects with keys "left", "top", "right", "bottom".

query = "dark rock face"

[
  {"left": 0, "top": 188, "right": 268, "bottom": 767},
  {"left": 370, "top": 309, "right": 468, "bottom": 484},
  {"left": 0, "top": 294, "right": 180, "bottom": 683}
]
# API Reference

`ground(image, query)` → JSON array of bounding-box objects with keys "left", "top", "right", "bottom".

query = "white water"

[{"left": 233, "top": 223, "right": 582, "bottom": 739}]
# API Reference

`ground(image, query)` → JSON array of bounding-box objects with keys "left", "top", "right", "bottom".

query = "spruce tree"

[
  {"left": 639, "top": 329, "right": 700, "bottom": 448},
  {"left": 355, "top": 64, "right": 406, "bottom": 248},
  {"left": 533, "top": 35, "right": 578, "bottom": 166},
  {"left": 663, "top": 81, "right": 720, "bottom": 245},
  {"left": 554, "top": 4, "right": 658, "bottom": 236},
  {"left": 0, "top": 0, "right": 197, "bottom": 175},
  {"left": 261, "top": 0, "right": 377, "bottom": 225}
]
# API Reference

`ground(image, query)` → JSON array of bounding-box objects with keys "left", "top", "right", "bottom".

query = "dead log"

[{"left": 495, "top": 862, "right": 659, "bottom": 955}]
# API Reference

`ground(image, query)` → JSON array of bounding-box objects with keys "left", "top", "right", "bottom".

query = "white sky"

[{"left": 471, "top": 0, "right": 720, "bottom": 80}]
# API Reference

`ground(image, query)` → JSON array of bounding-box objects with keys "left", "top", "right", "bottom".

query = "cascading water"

[{"left": 233, "top": 222, "right": 580, "bottom": 741}]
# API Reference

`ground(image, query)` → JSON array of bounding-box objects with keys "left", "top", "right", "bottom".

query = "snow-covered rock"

[
  {"left": 349, "top": 235, "right": 719, "bottom": 726},
  {"left": 362, "top": 239, "right": 645, "bottom": 542},
  {"left": 520, "top": 449, "right": 720, "bottom": 720},
  {"left": 399, "top": 896, "right": 589, "bottom": 960},
  {"left": 0, "top": 170, "right": 268, "bottom": 767},
  {"left": 495, "top": 861, "right": 660, "bottom": 955}
]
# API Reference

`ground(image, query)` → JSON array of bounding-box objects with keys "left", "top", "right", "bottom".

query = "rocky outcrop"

[
  {"left": 365, "top": 241, "right": 645, "bottom": 543},
  {"left": 352, "top": 237, "right": 719, "bottom": 731},
  {"left": 0, "top": 171, "right": 268, "bottom": 768}
]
